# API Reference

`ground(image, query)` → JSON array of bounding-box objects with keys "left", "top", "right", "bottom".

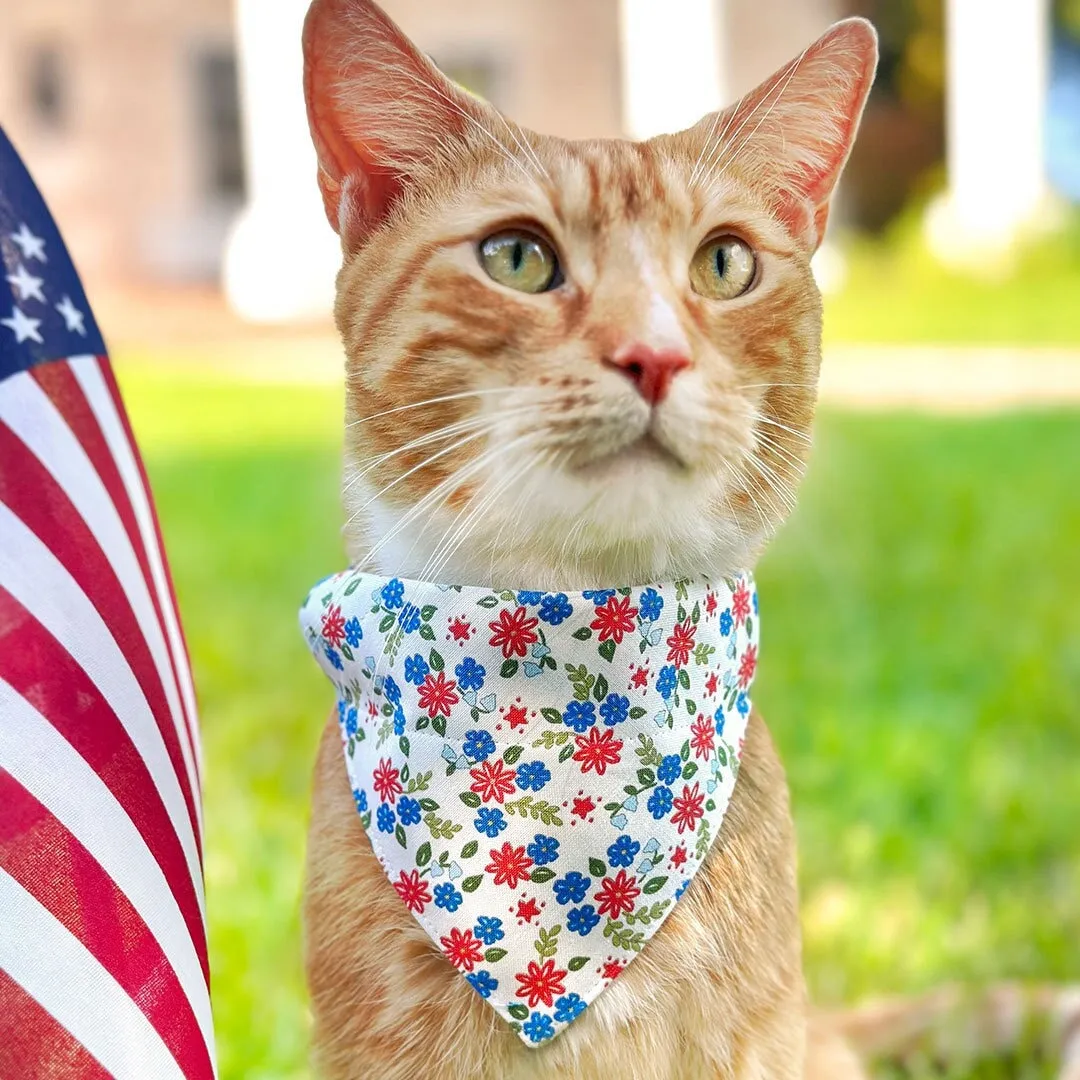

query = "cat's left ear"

[{"left": 690, "top": 18, "right": 878, "bottom": 251}]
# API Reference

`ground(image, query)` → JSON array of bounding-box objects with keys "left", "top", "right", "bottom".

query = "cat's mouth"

[{"left": 570, "top": 431, "right": 689, "bottom": 478}]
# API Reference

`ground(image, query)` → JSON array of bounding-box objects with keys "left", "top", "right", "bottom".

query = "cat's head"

[{"left": 303, "top": 0, "right": 876, "bottom": 589}]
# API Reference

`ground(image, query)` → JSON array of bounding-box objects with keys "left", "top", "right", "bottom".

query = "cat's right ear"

[{"left": 303, "top": 0, "right": 493, "bottom": 251}]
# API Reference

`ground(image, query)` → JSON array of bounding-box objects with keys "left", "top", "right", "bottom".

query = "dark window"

[
  {"left": 28, "top": 45, "right": 66, "bottom": 131},
  {"left": 193, "top": 48, "right": 245, "bottom": 200}
]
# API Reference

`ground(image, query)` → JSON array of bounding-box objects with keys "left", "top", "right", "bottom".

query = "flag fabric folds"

[{"left": 0, "top": 127, "right": 215, "bottom": 1079}]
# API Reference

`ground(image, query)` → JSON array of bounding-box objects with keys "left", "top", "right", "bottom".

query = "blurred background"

[{"left": 2, "top": 1, "right": 1078, "bottom": 1078}]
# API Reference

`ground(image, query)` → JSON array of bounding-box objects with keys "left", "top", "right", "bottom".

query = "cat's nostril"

[{"left": 605, "top": 345, "right": 691, "bottom": 407}]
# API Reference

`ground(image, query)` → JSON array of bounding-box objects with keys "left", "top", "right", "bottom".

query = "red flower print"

[
  {"left": 469, "top": 759, "right": 516, "bottom": 804},
  {"left": 514, "top": 959, "right": 567, "bottom": 1008},
  {"left": 670, "top": 845, "right": 689, "bottom": 869},
  {"left": 590, "top": 594, "right": 638, "bottom": 644},
  {"left": 705, "top": 591, "right": 718, "bottom": 616},
  {"left": 666, "top": 619, "right": 697, "bottom": 667},
  {"left": 416, "top": 670, "right": 459, "bottom": 717},
  {"left": 393, "top": 869, "right": 431, "bottom": 914},
  {"left": 670, "top": 782, "right": 705, "bottom": 834},
  {"left": 571, "top": 796, "right": 596, "bottom": 819},
  {"left": 690, "top": 714, "right": 715, "bottom": 760},
  {"left": 515, "top": 897, "right": 541, "bottom": 923},
  {"left": 372, "top": 757, "right": 402, "bottom": 804},
  {"left": 488, "top": 606, "right": 539, "bottom": 658},
  {"left": 505, "top": 703, "right": 528, "bottom": 730},
  {"left": 594, "top": 870, "right": 640, "bottom": 919},
  {"left": 320, "top": 604, "right": 346, "bottom": 647},
  {"left": 601, "top": 958, "right": 625, "bottom": 980},
  {"left": 573, "top": 727, "right": 623, "bottom": 776},
  {"left": 738, "top": 644, "right": 757, "bottom": 688},
  {"left": 704, "top": 672, "right": 719, "bottom": 698},
  {"left": 440, "top": 927, "right": 484, "bottom": 971},
  {"left": 732, "top": 583, "right": 751, "bottom": 626},
  {"left": 448, "top": 616, "right": 473, "bottom": 641},
  {"left": 630, "top": 665, "right": 649, "bottom": 690},
  {"left": 485, "top": 842, "right": 534, "bottom": 888}
]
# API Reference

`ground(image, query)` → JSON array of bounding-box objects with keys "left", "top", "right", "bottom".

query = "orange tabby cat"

[{"left": 299, "top": 3, "right": 1077, "bottom": 1079}]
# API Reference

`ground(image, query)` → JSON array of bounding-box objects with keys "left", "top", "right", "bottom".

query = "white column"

[
  {"left": 931, "top": 0, "right": 1051, "bottom": 257},
  {"left": 619, "top": 0, "right": 728, "bottom": 139},
  {"left": 223, "top": 0, "right": 340, "bottom": 323}
]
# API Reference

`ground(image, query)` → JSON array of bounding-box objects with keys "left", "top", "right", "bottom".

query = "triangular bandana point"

[{"left": 300, "top": 572, "right": 759, "bottom": 1046}]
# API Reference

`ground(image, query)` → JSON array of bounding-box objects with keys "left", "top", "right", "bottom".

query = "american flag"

[{"left": 0, "top": 129, "right": 215, "bottom": 1077}]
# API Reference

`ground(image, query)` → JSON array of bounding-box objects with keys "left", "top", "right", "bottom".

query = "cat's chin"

[{"left": 568, "top": 433, "right": 689, "bottom": 480}]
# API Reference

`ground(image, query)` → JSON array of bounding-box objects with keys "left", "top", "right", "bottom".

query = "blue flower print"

[
  {"left": 474, "top": 807, "right": 507, "bottom": 838},
  {"left": 526, "top": 834, "right": 560, "bottom": 866},
  {"left": 582, "top": 589, "right": 615, "bottom": 605},
  {"left": 599, "top": 693, "right": 630, "bottom": 727},
  {"left": 657, "top": 753, "right": 682, "bottom": 784},
  {"left": 397, "top": 796, "right": 421, "bottom": 826},
  {"left": 463, "top": 729, "right": 496, "bottom": 762},
  {"left": 344, "top": 706, "right": 359, "bottom": 737},
  {"left": 383, "top": 674, "right": 401, "bottom": 705},
  {"left": 454, "top": 657, "right": 486, "bottom": 691},
  {"left": 466, "top": 970, "right": 498, "bottom": 998},
  {"left": 648, "top": 786, "right": 673, "bottom": 819},
  {"left": 656, "top": 664, "right": 677, "bottom": 699},
  {"left": 753, "top": 590, "right": 759, "bottom": 615},
  {"left": 566, "top": 904, "right": 601, "bottom": 936},
  {"left": 523, "top": 1012, "right": 555, "bottom": 1044},
  {"left": 553, "top": 871, "right": 591, "bottom": 905},
  {"left": 392, "top": 704, "right": 406, "bottom": 736},
  {"left": 736, "top": 691, "right": 750, "bottom": 716},
  {"left": 675, "top": 880, "right": 691, "bottom": 900},
  {"left": 376, "top": 803, "right": 395, "bottom": 833},
  {"left": 404, "top": 653, "right": 430, "bottom": 685},
  {"left": 638, "top": 587, "right": 664, "bottom": 621},
  {"left": 517, "top": 590, "right": 543, "bottom": 605},
  {"left": 607, "top": 835, "right": 641, "bottom": 869},
  {"left": 352, "top": 788, "right": 367, "bottom": 813},
  {"left": 398, "top": 603, "right": 422, "bottom": 633},
  {"left": 474, "top": 916, "right": 505, "bottom": 945},
  {"left": 324, "top": 645, "right": 343, "bottom": 671},
  {"left": 515, "top": 760, "right": 551, "bottom": 792},
  {"left": 539, "top": 592, "right": 573, "bottom": 625},
  {"left": 714, "top": 711, "right": 726, "bottom": 737},
  {"left": 380, "top": 578, "right": 405, "bottom": 609},
  {"left": 343, "top": 617, "right": 363, "bottom": 647},
  {"left": 719, "top": 608, "right": 734, "bottom": 636},
  {"left": 553, "top": 993, "right": 587, "bottom": 1023},
  {"left": 563, "top": 700, "right": 596, "bottom": 733},
  {"left": 433, "top": 883, "right": 464, "bottom": 912}
]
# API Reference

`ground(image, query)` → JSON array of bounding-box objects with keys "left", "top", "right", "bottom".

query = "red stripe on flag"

[
  {"left": 32, "top": 359, "right": 203, "bottom": 799},
  {"left": 0, "top": 773, "right": 215, "bottom": 1080},
  {"left": 0, "top": 588, "right": 208, "bottom": 980},
  {"left": 0, "top": 968, "right": 114, "bottom": 1080},
  {"left": 0, "top": 420, "right": 202, "bottom": 861}
]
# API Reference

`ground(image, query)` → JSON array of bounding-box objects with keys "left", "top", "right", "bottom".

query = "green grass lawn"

[{"left": 119, "top": 368, "right": 1080, "bottom": 1079}]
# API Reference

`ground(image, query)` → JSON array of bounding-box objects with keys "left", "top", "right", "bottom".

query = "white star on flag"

[
  {"left": 55, "top": 294, "right": 87, "bottom": 335},
  {"left": 1, "top": 304, "right": 44, "bottom": 344},
  {"left": 6, "top": 263, "right": 46, "bottom": 303},
  {"left": 9, "top": 221, "right": 48, "bottom": 262}
]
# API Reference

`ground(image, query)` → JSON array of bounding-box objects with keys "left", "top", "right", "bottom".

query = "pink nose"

[{"left": 606, "top": 345, "right": 691, "bottom": 406}]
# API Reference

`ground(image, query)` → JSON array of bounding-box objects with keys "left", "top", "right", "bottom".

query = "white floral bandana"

[{"left": 299, "top": 571, "right": 759, "bottom": 1046}]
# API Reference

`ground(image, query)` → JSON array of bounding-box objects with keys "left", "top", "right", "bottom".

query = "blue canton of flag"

[{"left": 1, "top": 127, "right": 106, "bottom": 379}]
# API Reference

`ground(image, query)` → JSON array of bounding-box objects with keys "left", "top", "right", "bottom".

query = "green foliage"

[{"left": 123, "top": 367, "right": 1079, "bottom": 1079}]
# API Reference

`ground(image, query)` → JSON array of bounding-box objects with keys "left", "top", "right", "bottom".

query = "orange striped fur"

[{"left": 299, "top": 3, "right": 1077, "bottom": 1077}]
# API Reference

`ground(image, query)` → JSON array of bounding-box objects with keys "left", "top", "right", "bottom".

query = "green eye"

[
  {"left": 479, "top": 230, "right": 560, "bottom": 294},
  {"left": 689, "top": 235, "right": 756, "bottom": 299}
]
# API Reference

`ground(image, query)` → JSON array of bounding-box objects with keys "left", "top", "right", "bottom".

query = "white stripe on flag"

[
  {"left": 0, "top": 679, "right": 216, "bottom": 1056},
  {"left": 72, "top": 357, "right": 205, "bottom": 791},
  {"left": 0, "top": 502, "right": 205, "bottom": 918},
  {"left": 0, "top": 868, "right": 189, "bottom": 1080},
  {"left": 0, "top": 371, "right": 203, "bottom": 854}
]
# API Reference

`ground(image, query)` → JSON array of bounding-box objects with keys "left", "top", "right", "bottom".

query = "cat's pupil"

[
  {"left": 714, "top": 246, "right": 727, "bottom": 279},
  {"left": 511, "top": 241, "right": 524, "bottom": 272}
]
